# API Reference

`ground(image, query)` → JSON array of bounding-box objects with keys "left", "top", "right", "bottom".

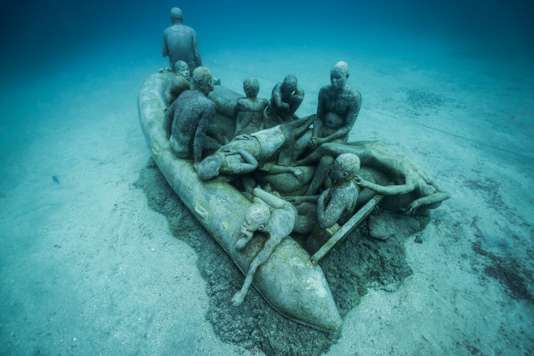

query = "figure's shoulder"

[
  {"left": 344, "top": 87, "right": 361, "bottom": 103},
  {"left": 183, "top": 25, "right": 196, "bottom": 34}
]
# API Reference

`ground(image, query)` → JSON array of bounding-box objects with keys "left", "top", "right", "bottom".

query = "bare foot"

[{"left": 231, "top": 292, "right": 245, "bottom": 306}]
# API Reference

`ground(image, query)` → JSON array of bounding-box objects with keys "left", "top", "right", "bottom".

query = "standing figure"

[
  {"left": 234, "top": 78, "right": 268, "bottom": 136},
  {"left": 316, "top": 153, "right": 360, "bottom": 229},
  {"left": 311, "top": 61, "right": 361, "bottom": 146},
  {"left": 266, "top": 75, "right": 304, "bottom": 126},
  {"left": 168, "top": 67, "right": 215, "bottom": 164},
  {"left": 232, "top": 188, "right": 297, "bottom": 306},
  {"left": 162, "top": 7, "right": 202, "bottom": 72}
]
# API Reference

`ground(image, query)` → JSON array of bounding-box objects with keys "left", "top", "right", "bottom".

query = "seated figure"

[
  {"left": 232, "top": 188, "right": 297, "bottom": 306},
  {"left": 162, "top": 7, "right": 202, "bottom": 72},
  {"left": 168, "top": 67, "right": 215, "bottom": 164},
  {"left": 301, "top": 62, "right": 362, "bottom": 195},
  {"left": 265, "top": 75, "right": 304, "bottom": 126},
  {"left": 196, "top": 116, "right": 314, "bottom": 181},
  {"left": 234, "top": 78, "right": 268, "bottom": 136},
  {"left": 311, "top": 61, "right": 361, "bottom": 146},
  {"left": 316, "top": 153, "right": 360, "bottom": 229}
]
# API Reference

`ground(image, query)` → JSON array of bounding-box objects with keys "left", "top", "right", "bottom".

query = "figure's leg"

[
  {"left": 232, "top": 238, "right": 283, "bottom": 306},
  {"left": 294, "top": 202, "right": 317, "bottom": 234},
  {"left": 305, "top": 155, "right": 334, "bottom": 195},
  {"left": 295, "top": 146, "right": 327, "bottom": 166}
]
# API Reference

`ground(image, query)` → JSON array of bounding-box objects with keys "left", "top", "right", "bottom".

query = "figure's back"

[
  {"left": 164, "top": 24, "right": 196, "bottom": 64},
  {"left": 170, "top": 90, "right": 213, "bottom": 158}
]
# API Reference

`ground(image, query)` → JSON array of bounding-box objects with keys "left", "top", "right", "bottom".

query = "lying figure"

[
  {"left": 196, "top": 116, "right": 313, "bottom": 181},
  {"left": 232, "top": 188, "right": 296, "bottom": 306},
  {"left": 297, "top": 142, "right": 450, "bottom": 215}
]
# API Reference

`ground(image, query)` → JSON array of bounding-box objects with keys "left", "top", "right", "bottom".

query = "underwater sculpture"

[
  {"left": 312, "top": 61, "right": 361, "bottom": 146},
  {"left": 139, "top": 71, "right": 342, "bottom": 331},
  {"left": 139, "top": 56, "right": 448, "bottom": 330},
  {"left": 316, "top": 153, "right": 360, "bottom": 229},
  {"left": 196, "top": 116, "right": 313, "bottom": 181},
  {"left": 234, "top": 78, "right": 269, "bottom": 136},
  {"left": 232, "top": 187, "right": 297, "bottom": 306},
  {"left": 266, "top": 75, "right": 305, "bottom": 126},
  {"left": 168, "top": 67, "right": 215, "bottom": 164},
  {"left": 162, "top": 7, "right": 202, "bottom": 72}
]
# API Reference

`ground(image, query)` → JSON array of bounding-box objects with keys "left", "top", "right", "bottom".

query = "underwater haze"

[{"left": 1, "top": 0, "right": 533, "bottom": 355}]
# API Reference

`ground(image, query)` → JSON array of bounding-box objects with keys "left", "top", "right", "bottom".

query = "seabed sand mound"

[{"left": 136, "top": 160, "right": 428, "bottom": 355}]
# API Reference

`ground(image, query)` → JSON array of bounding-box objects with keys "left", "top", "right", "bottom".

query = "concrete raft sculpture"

[{"left": 138, "top": 72, "right": 342, "bottom": 331}]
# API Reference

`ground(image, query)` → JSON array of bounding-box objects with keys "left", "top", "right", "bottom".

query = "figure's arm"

[
  {"left": 162, "top": 33, "right": 169, "bottom": 57},
  {"left": 193, "top": 106, "right": 214, "bottom": 163},
  {"left": 313, "top": 90, "right": 326, "bottom": 138},
  {"left": 317, "top": 189, "right": 346, "bottom": 229},
  {"left": 355, "top": 176, "right": 415, "bottom": 195},
  {"left": 272, "top": 84, "right": 288, "bottom": 109},
  {"left": 260, "top": 163, "right": 302, "bottom": 177},
  {"left": 407, "top": 192, "right": 450, "bottom": 213},
  {"left": 286, "top": 195, "right": 319, "bottom": 203},
  {"left": 290, "top": 89, "right": 304, "bottom": 113},
  {"left": 234, "top": 101, "right": 252, "bottom": 135},
  {"left": 253, "top": 187, "right": 290, "bottom": 209},
  {"left": 192, "top": 31, "right": 202, "bottom": 67},
  {"left": 233, "top": 149, "right": 258, "bottom": 174}
]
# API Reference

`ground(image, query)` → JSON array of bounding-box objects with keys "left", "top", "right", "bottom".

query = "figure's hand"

[
  {"left": 281, "top": 102, "right": 290, "bottom": 110},
  {"left": 292, "top": 168, "right": 303, "bottom": 178},
  {"left": 405, "top": 201, "right": 421, "bottom": 215},
  {"left": 231, "top": 292, "right": 245, "bottom": 306}
]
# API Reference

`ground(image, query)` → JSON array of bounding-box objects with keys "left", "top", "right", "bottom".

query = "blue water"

[{"left": 1, "top": 1, "right": 533, "bottom": 355}]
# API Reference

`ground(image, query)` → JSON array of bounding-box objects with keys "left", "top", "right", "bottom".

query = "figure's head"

[
  {"left": 197, "top": 154, "right": 223, "bottom": 180},
  {"left": 281, "top": 75, "right": 298, "bottom": 95},
  {"left": 243, "top": 78, "right": 260, "bottom": 99},
  {"left": 192, "top": 66, "right": 214, "bottom": 95},
  {"left": 174, "top": 60, "right": 191, "bottom": 79},
  {"left": 240, "top": 198, "right": 271, "bottom": 238},
  {"left": 331, "top": 61, "right": 349, "bottom": 91},
  {"left": 170, "top": 7, "right": 183, "bottom": 24},
  {"left": 332, "top": 153, "right": 360, "bottom": 182}
]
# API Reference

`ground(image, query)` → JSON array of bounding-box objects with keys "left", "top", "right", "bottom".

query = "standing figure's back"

[{"left": 162, "top": 7, "right": 202, "bottom": 72}]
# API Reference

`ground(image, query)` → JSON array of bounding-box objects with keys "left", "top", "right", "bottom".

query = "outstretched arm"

[
  {"left": 407, "top": 192, "right": 450, "bottom": 213},
  {"left": 355, "top": 176, "right": 415, "bottom": 196},
  {"left": 253, "top": 187, "right": 289, "bottom": 209},
  {"left": 260, "top": 163, "right": 301, "bottom": 177}
]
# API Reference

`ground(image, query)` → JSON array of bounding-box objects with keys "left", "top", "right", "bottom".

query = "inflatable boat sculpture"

[{"left": 138, "top": 71, "right": 449, "bottom": 332}]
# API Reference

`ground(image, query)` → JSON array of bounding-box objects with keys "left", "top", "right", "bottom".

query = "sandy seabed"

[{"left": 0, "top": 38, "right": 533, "bottom": 355}]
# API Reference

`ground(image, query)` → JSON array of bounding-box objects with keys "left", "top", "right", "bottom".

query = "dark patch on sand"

[
  {"left": 471, "top": 219, "right": 533, "bottom": 303},
  {"left": 135, "top": 161, "right": 418, "bottom": 355},
  {"left": 405, "top": 88, "right": 445, "bottom": 112}
]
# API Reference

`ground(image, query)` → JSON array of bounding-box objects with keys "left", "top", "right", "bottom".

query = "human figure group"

[{"left": 161, "top": 7, "right": 449, "bottom": 306}]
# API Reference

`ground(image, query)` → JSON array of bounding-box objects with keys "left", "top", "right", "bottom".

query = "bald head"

[
  {"left": 170, "top": 7, "right": 183, "bottom": 23},
  {"left": 333, "top": 61, "right": 349, "bottom": 77},
  {"left": 332, "top": 153, "right": 360, "bottom": 181}
]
